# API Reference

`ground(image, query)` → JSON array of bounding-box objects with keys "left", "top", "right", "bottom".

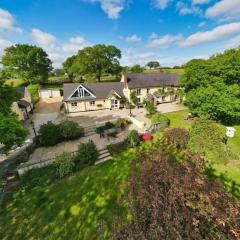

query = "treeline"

[{"left": 182, "top": 48, "right": 240, "bottom": 125}]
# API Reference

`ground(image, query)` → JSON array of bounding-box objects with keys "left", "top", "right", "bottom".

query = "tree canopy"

[
  {"left": 182, "top": 48, "right": 240, "bottom": 125},
  {"left": 146, "top": 61, "right": 160, "bottom": 69},
  {"left": 63, "top": 44, "right": 121, "bottom": 82},
  {"left": 130, "top": 64, "right": 144, "bottom": 73},
  {"left": 1, "top": 44, "right": 52, "bottom": 84}
]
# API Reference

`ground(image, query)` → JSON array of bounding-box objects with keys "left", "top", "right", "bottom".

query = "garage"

[{"left": 39, "top": 88, "right": 61, "bottom": 98}]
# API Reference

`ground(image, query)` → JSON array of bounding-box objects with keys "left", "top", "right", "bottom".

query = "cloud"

[
  {"left": 192, "top": 0, "right": 210, "bottom": 4},
  {"left": 224, "top": 35, "right": 240, "bottom": 49},
  {"left": 125, "top": 34, "right": 141, "bottom": 42},
  {"left": 148, "top": 33, "right": 183, "bottom": 49},
  {"left": 176, "top": 1, "right": 201, "bottom": 16},
  {"left": 198, "top": 21, "right": 206, "bottom": 27},
  {"left": 153, "top": 0, "right": 172, "bottom": 10},
  {"left": 180, "top": 22, "right": 240, "bottom": 47},
  {"left": 206, "top": 0, "right": 240, "bottom": 21},
  {"left": 0, "top": 8, "right": 22, "bottom": 32},
  {"left": 32, "top": 28, "right": 58, "bottom": 52},
  {"left": 31, "top": 28, "right": 91, "bottom": 68},
  {"left": 0, "top": 39, "right": 12, "bottom": 55},
  {"left": 86, "top": 0, "right": 130, "bottom": 19}
]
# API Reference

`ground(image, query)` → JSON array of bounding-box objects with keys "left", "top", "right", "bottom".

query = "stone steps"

[{"left": 95, "top": 148, "right": 112, "bottom": 165}]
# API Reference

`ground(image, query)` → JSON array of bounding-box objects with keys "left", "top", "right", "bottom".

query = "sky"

[{"left": 0, "top": 0, "right": 240, "bottom": 68}]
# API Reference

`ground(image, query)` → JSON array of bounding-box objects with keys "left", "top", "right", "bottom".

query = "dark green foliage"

[
  {"left": 186, "top": 83, "right": 240, "bottom": 125},
  {"left": 96, "top": 121, "right": 115, "bottom": 135},
  {"left": 150, "top": 113, "right": 170, "bottom": 126},
  {"left": 145, "top": 101, "right": 157, "bottom": 116},
  {"left": 115, "top": 118, "right": 131, "bottom": 129},
  {"left": 189, "top": 117, "right": 228, "bottom": 164},
  {"left": 27, "top": 84, "right": 39, "bottom": 102},
  {"left": 128, "top": 130, "right": 140, "bottom": 147},
  {"left": 59, "top": 120, "right": 84, "bottom": 140},
  {"left": 0, "top": 114, "right": 29, "bottom": 152},
  {"left": 1, "top": 44, "right": 52, "bottom": 83},
  {"left": 107, "top": 140, "right": 129, "bottom": 156},
  {"left": 74, "top": 141, "right": 99, "bottom": 170},
  {"left": 21, "top": 165, "right": 57, "bottom": 190},
  {"left": 38, "top": 122, "right": 62, "bottom": 146},
  {"left": 146, "top": 61, "right": 160, "bottom": 69},
  {"left": 130, "top": 90, "right": 138, "bottom": 106},
  {"left": 130, "top": 64, "right": 144, "bottom": 73},
  {"left": 54, "top": 152, "right": 75, "bottom": 178},
  {"left": 164, "top": 128, "right": 190, "bottom": 149},
  {"left": 114, "top": 149, "right": 240, "bottom": 240}
]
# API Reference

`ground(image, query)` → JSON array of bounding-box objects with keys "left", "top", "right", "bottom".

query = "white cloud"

[
  {"left": 180, "top": 22, "right": 240, "bottom": 47},
  {"left": 192, "top": 0, "right": 210, "bottom": 4},
  {"left": 125, "top": 34, "right": 141, "bottom": 42},
  {"left": 62, "top": 36, "right": 91, "bottom": 52},
  {"left": 32, "top": 28, "right": 58, "bottom": 52},
  {"left": 153, "top": 0, "right": 172, "bottom": 10},
  {"left": 206, "top": 0, "right": 240, "bottom": 21},
  {"left": 198, "top": 21, "right": 206, "bottom": 27},
  {"left": 31, "top": 28, "right": 91, "bottom": 68},
  {"left": 86, "top": 0, "right": 129, "bottom": 19},
  {"left": 176, "top": 1, "right": 201, "bottom": 16},
  {"left": 148, "top": 33, "right": 182, "bottom": 48},
  {"left": 224, "top": 35, "right": 240, "bottom": 49},
  {"left": 0, "top": 39, "right": 12, "bottom": 55},
  {"left": 0, "top": 8, "right": 22, "bottom": 32}
]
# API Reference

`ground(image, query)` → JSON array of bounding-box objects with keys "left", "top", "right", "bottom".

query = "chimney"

[{"left": 122, "top": 73, "right": 128, "bottom": 88}]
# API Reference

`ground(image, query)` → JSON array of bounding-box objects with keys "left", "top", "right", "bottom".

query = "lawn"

[
  {"left": 5, "top": 78, "right": 25, "bottom": 87},
  {"left": 0, "top": 147, "right": 143, "bottom": 240},
  {"left": 166, "top": 110, "right": 240, "bottom": 184}
]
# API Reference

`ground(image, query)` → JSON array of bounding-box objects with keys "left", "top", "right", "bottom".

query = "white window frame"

[
  {"left": 71, "top": 102, "right": 77, "bottom": 107},
  {"left": 90, "top": 101, "right": 95, "bottom": 106},
  {"left": 68, "top": 84, "right": 96, "bottom": 100},
  {"left": 136, "top": 89, "right": 141, "bottom": 96}
]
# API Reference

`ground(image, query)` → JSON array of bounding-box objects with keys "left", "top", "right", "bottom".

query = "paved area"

[
  {"left": 157, "top": 102, "right": 187, "bottom": 113},
  {"left": 28, "top": 129, "right": 129, "bottom": 164}
]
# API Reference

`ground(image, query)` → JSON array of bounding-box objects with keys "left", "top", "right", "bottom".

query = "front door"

[{"left": 111, "top": 99, "right": 118, "bottom": 108}]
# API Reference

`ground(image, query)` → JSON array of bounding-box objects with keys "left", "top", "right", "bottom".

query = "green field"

[{"left": 144, "top": 68, "right": 185, "bottom": 76}]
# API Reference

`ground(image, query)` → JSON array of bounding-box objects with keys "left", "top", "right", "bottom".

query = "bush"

[
  {"left": 150, "top": 113, "right": 170, "bottom": 126},
  {"left": 189, "top": 117, "right": 227, "bottom": 164},
  {"left": 74, "top": 140, "right": 99, "bottom": 170},
  {"left": 96, "top": 121, "right": 115, "bottom": 135},
  {"left": 28, "top": 84, "right": 39, "bottom": 102},
  {"left": 164, "top": 128, "right": 190, "bottom": 149},
  {"left": 54, "top": 152, "right": 75, "bottom": 178},
  {"left": 115, "top": 118, "right": 131, "bottom": 129},
  {"left": 145, "top": 101, "right": 157, "bottom": 116},
  {"left": 38, "top": 122, "right": 62, "bottom": 146},
  {"left": 128, "top": 130, "right": 140, "bottom": 147},
  {"left": 59, "top": 120, "right": 84, "bottom": 140}
]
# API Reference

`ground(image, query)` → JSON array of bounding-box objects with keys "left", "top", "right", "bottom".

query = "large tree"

[
  {"left": 70, "top": 44, "right": 121, "bottom": 82},
  {"left": 1, "top": 44, "right": 52, "bottom": 84},
  {"left": 131, "top": 64, "right": 144, "bottom": 73},
  {"left": 146, "top": 61, "right": 160, "bottom": 69},
  {"left": 62, "top": 55, "right": 77, "bottom": 81}
]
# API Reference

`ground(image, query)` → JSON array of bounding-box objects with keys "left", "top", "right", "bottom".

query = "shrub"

[
  {"left": 74, "top": 140, "right": 99, "bottom": 170},
  {"left": 96, "top": 121, "right": 115, "bottom": 135},
  {"left": 97, "top": 104, "right": 103, "bottom": 108},
  {"left": 150, "top": 113, "right": 170, "bottom": 126},
  {"left": 189, "top": 117, "right": 227, "bottom": 164},
  {"left": 54, "top": 152, "right": 75, "bottom": 178},
  {"left": 38, "top": 122, "right": 62, "bottom": 146},
  {"left": 59, "top": 120, "right": 84, "bottom": 140},
  {"left": 164, "top": 128, "right": 190, "bottom": 149},
  {"left": 107, "top": 140, "right": 129, "bottom": 156},
  {"left": 145, "top": 101, "right": 157, "bottom": 116},
  {"left": 28, "top": 84, "right": 39, "bottom": 102},
  {"left": 115, "top": 118, "right": 131, "bottom": 129},
  {"left": 128, "top": 130, "right": 140, "bottom": 147}
]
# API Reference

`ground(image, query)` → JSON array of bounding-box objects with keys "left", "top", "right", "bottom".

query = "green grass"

[
  {"left": 166, "top": 110, "right": 192, "bottom": 129},
  {"left": 144, "top": 68, "right": 185, "bottom": 76},
  {"left": 5, "top": 78, "right": 25, "bottom": 87},
  {"left": 0, "top": 147, "right": 141, "bottom": 240}
]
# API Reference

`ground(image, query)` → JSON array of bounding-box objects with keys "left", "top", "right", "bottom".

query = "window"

[
  {"left": 137, "top": 98, "right": 141, "bottom": 103},
  {"left": 71, "top": 102, "right": 77, "bottom": 107},
  {"left": 147, "top": 88, "right": 149, "bottom": 94},
  {"left": 90, "top": 101, "right": 95, "bottom": 106},
  {"left": 136, "top": 89, "right": 141, "bottom": 96},
  {"left": 162, "top": 96, "right": 166, "bottom": 101}
]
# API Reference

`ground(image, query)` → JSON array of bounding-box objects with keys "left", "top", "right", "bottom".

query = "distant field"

[{"left": 144, "top": 68, "right": 185, "bottom": 76}]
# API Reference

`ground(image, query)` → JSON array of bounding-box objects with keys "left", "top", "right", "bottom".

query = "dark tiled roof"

[
  {"left": 16, "top": 86, "right": 26, "bottom": 98},
  {"left": 63, "top": 82, "right": 124, "bottom": 101},
  {"left": 126, "top": 73, "right": 180, "bottom": 89}
]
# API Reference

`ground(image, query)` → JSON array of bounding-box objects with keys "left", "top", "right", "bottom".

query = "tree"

[
  {"left": 71, "top": 44, "right": 121, "bottom": 82},
  {"left": 146, "top": 61, "right": 160, "bottom": 69},
  {"left": 130, "top": 90, "right": 138, "bottom": 106},
  {"left": 62, "top": 55, "right": 77, "bottom": 81},
  {"left": 0, "top": 114, "right": 29, "bottom": 152},
  {"left": 145, "top": 101, "right": 157, "bottom": 116},
  {"left": 131, "top": 64, "right": 144, "bottom": 73},
  {"left": 186, "top": 82, "right": 240, "bottom": 125},
  {"left": 1, "top": 44, "right": 52, "bottom": 84}
]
